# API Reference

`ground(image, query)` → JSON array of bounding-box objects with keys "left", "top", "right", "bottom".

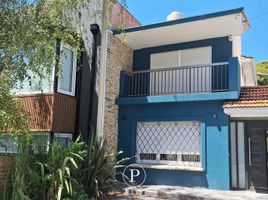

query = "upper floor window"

[
  {"left": 57, "top": 44, "right": 77, "bottom": 96},
  {"left": 150, "top": 46, "right": 212, "bottom": 69}
]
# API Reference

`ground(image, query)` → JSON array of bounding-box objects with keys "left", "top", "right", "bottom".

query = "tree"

[
  {"left": 1, "top": 0, "right": 89, "bottom": 134},
  {"left": 0, "top": 0, "right": 128, "bottom": 135},
  {"left": 0, "top": 0, "right": 115, "bottom": 135},
  {"left": 1, "top": 1, "right": 127, "bottom": 198},
  {"left": 256, "top": 61, "right": 268, "bottom": 85},
  {"left": 1, "top": 3, "right": 93, "bottom": 196}
]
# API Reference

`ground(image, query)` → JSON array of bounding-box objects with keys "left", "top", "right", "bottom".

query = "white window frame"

[
  {"left": 57, "top": 43, "right": 77, "bottom": 96},
  {"left": 54, "top": 133, "right": 73, "bottom": 147},
  {"left": 136, "top": 121, "right": 202, "bottom": 168}
]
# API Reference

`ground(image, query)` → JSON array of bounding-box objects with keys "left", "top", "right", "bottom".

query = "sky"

[{"left": 125, "top": 0, "right": 268, "bottom": 63}]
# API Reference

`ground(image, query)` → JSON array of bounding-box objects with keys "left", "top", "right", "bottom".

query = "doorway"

[
  {"left": 247, "top": 121, "right": 268, "bottom": 190},
  {"left": 231, "top": 120, "right": 268, "bottom": 190}
]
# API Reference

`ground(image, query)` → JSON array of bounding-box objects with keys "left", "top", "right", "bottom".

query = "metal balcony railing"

[{"left": 121, "top": 62, "right": 229, "bottom": 97}]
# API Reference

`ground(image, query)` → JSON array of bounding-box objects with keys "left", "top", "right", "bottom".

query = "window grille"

[
  {"left": 136, "top": 121, "right": 201, "bottom": 168},
  {"left": 0, "top": 135, "right": 18, "bottom": 154},
  {"left": 0, "top": 133, "right": 72, "bottom": 155},
  {"left": 32, "top": 133, "right": 50, "bottom": 154},
  {"left": 54, "top": 133, "right": 72, "bottom": 147}
]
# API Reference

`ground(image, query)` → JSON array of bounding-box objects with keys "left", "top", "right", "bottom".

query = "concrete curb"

[{"left": 116, "top": 185, "right": 268, "bottom": 200}]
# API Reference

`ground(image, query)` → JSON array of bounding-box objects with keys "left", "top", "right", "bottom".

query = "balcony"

[{"left": 117, "top": 57, "right": 240, "bottom": 105}]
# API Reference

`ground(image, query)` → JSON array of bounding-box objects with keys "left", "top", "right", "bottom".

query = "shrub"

[
  {"left": 3, "top": 135, "right": 127, "bottom": 200},
  {"left": 79, "top": 137, "right": 127, "bottom": 199},
  {"left": 3, "top": 136, "right": 85, "bottom": 200}
]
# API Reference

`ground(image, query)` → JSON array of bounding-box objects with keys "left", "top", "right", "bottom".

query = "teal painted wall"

[
  {"left": 118, "top": 101, "right": 230, "bottom": 190},
  {"left": 117, "top": 91, "right": 239, "bottom": 105}
]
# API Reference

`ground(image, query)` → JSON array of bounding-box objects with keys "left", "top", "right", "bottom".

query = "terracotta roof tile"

[{"left": 224, "top": 86, "right": 268, "bottom": 108}]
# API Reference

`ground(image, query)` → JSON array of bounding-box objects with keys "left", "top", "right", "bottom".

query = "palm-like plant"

[
  {"left": 39, "top": 136, "right": 85, "bottom": 200},
  {"left": 79, "top": 136, "right": 128, "bottom": 199},
  {"left": 3, "top": 134, "right": 128, "bottom": 200}
]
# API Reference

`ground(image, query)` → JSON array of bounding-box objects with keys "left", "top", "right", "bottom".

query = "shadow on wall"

[
  {"left": 18, "top": 94, "right": 53, "bottom": 131},
  {"left": 18, "top": 93, "right": 76, "bottom": 132},
  {"left": 75, "top": 29, "right": 101, "bottom": 141}
]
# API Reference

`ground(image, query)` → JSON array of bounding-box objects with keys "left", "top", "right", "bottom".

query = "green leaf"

[
  {"left": 58, "top": 169, "right": 63, "bottom": 184},
  {"left": 68, "top": 157, "right": 78, "bottom": 169},
  {"left": 57, "top": 185, "right": 63, "bottom": 200},
  {"left": 64, "top": 179, "right": 70, "bottom": 193}
]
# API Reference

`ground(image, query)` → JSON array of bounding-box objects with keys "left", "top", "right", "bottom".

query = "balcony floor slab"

[{"left": 116, "top": 91, "right": 239, "bottom": 105}]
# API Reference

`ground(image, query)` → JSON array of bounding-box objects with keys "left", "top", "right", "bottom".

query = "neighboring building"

[
  {"left": 102, "top": 7, "right": 268, "bottom": 191},
  {"left": 0, "top": 1, "right": 140, "bottom": 189}
]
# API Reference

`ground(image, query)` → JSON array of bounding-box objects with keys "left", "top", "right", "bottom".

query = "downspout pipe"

[
  {"left": 88, "top": 23, "right": 100, "bottom": 139},
  {"left": 96, "top": 30, "right": 109, "bottom": 140}
]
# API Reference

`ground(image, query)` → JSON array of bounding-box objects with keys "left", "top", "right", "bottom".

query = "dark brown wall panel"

[
  {"left": 17, "top": 93, "right": 76, "bottom": 133},
  {"left": 17, "top": 93, "right": 54, "bottom": 132},
  {"left": 53, "top": 93, "right": 76, "bottom": 133}
]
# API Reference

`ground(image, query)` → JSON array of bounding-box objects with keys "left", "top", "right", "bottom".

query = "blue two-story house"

[{"left": 110, "top": 8, "right": 260, "bottom": 190}]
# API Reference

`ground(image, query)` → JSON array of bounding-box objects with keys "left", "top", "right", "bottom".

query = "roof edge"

[{"left": 112, "top": 7, "right": 244, "bottom": 35}]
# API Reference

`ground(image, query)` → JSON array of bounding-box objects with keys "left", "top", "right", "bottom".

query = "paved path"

[{"left": 115, "top": 185, "right": 268, "bottom": 200}]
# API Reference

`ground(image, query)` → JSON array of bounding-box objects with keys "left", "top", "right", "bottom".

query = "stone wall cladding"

[
  {"left": 0, "top": 155, "right": 15, "bottom": 191},
  {"left": 104, "top": 33, "right": 133, "bottom": 153}
]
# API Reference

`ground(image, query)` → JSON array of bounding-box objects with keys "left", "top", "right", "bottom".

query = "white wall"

[
  {"left": 231, "top": 35, "right": 242, "bottom": 58},
  {"left": 241, "top": 57, "right": 257, "bottom": 86},
  {"left": 229, "top": 35, "right": 256, "bottom": 87}
]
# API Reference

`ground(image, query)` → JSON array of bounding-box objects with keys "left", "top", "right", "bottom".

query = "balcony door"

[{"left": 150, "top": 46, "right": 212, "bottom": 95}]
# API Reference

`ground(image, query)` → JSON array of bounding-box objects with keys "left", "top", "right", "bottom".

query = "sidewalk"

[{"left": 115, "top": 185, "right": 268, "bottom": 200}]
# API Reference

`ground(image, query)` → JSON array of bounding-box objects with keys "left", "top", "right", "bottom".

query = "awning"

[{"left": 113, "top": 8, "right": 250, "bottom": 50}]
